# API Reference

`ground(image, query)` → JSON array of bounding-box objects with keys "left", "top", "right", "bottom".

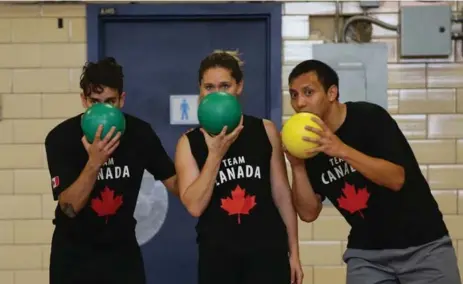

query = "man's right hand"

[{"left": 81, "top": 125, "right": 121, "bottom": 168}]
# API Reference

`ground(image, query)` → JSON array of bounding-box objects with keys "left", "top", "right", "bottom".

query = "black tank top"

[{"left": 186, "top": 115, "right": 288, "bottom": 251}]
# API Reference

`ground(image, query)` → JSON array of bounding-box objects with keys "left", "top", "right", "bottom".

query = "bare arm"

[
  {"left": 175, "top": 135, "right": 222, "bottom": 217},
  {"left": 264, "top": 120, "right": 299, "bottom": 257},
  {"left": 144, "top": 124, "right": 179, "bottom": 196},
  {"left": 310, "top": 105, "right": 405, "bottom": 192},
  {"left": 46, "top": 125, "right": 120, "bottom": 218},
  {"left": 162, "top": 175, "right": 179, "bottom": 197},
  {"left": 57, "top": 161, "right": 100, "bottom": 217},
  {"left": 341, "top": 146, "right": 405, "bottom": 191},
  {"left": 290, "top": 164, "right": 323, "bottom": 223}
]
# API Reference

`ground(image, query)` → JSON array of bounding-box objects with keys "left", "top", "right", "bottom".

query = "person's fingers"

[
  {"left": 93, "top": 125, "right": 104, "bottom": 142},
  {"left": 101, "top": 126, "right": 117, "bottom": 144},
  {"left": 104, "top": 132, "right": 122, "bottom": 152},
  {"left": 81, "top": 136, "right": 91, "bottom": 150},
  {"left": 107, "top": 141, "right": 120, "bottom": 155},
  {"left": 218, "top": 126, "right": 228, "bottom": 138}
]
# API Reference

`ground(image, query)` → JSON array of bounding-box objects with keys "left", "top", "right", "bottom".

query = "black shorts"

[
  {"left": 49, "top": 243, "right": 146, "bottom": 284},
  {"left": 198, "top": 244, "right": 291, "bottom": 284}
]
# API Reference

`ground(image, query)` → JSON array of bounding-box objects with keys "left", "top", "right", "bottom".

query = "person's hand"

[
  {"left": 289, "top": 253, "right": 303, "bottom": 284},
  {"left": 82, "top": 125, "right": 121, "bottom": 167},
  {"left": 200, "top": 116, "right": 244, "bottom": 159},
  {"left": 282, "top": 143, "right": 306, "bottom": 168},
  {"left": 280, "top": 130, "right": 305, "bottom": 167},
  {"left": 304, "top": 116, "right": 348, "bottom": 158}
]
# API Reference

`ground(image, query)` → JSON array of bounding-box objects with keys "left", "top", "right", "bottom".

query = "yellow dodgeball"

[{"left": 282, "top": 112, "right": 323, "bottom": 159}]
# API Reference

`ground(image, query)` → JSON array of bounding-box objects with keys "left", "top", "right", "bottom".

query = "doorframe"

[{"left": 86, "top": 3, "right": 283, "bottom": 129}]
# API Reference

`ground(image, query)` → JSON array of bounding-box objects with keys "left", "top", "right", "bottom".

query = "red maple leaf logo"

[
  {"left": 220, "top": 185, "right": 256, "bottom": 224},
  {"left": 91, "top": 186, "right": 123, "bottom": 224},
  {"left": 336, "top": 182, "right": 370, "bottom": 218}
]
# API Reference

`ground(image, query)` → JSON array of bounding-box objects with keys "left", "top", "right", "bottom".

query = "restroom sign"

[{"left": 170, "top": 95, "right": 199, "bottom": 125}]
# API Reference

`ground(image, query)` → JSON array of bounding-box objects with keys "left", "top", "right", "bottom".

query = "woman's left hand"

[{"left": 290, "top": 253, "right": 304, "bottom": 284}]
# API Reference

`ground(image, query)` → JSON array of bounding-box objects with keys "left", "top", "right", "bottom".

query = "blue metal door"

[{"left": 87, "top": 4, "right": 282, "bottom": 284}]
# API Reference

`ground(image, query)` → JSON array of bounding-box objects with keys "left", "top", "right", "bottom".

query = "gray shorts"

[{"left": 343, "top": 235, "right": 461, "bottom": 284}]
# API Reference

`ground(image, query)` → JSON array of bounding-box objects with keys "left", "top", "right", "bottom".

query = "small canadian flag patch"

[{"left": 51, "top": 176, "right": 60, "bottom": 189}]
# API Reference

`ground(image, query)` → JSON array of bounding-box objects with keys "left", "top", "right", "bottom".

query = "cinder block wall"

[
  {"left": 0, "top": 4, "right": 85, "bottom": 284},
  {"left": 1, "top": 2, "right": 463, "bottom": 284}
]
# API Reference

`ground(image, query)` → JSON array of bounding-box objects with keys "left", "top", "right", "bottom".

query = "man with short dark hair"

[
  {"left": 45, "top": 57, "right": 177, "bottom": 284},
  {"left": 287, "top": 59, "right": 460, "bottom": 284}
]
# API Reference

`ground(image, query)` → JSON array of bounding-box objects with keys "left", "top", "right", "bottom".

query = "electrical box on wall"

[
  {"left": 311, "top": 43, "right": 389, "bottom": 110},
  {"left": 359, "top": 1, "right": 381, "bottom": 9},
  {"left": 400, "top": 5, "right": 452, "bottom": 57}
]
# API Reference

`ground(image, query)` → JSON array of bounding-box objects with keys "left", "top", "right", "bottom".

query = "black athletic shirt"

[
  {"left": 305, "top": 101, "right": 448, "bottom": 250},
  {"left": 186, "top": 115, "right": 288, "bottom": 251},
  {"left": 45, "top": 113, "right": 175, "bottom": 248}
]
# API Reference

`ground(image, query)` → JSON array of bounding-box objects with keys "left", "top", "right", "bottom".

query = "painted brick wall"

[{"left": 1, "top": 2, "right": 463, "bottom": 284}]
